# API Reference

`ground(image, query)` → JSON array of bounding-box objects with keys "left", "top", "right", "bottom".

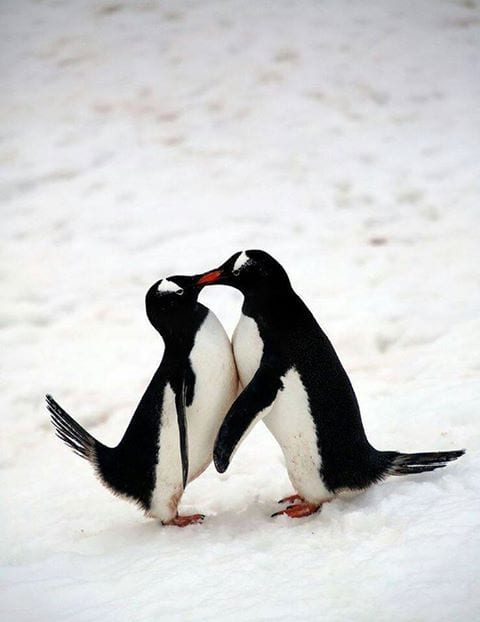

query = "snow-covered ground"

[{"left": 1, "top": 0, "right": 480, "bottom": 620}]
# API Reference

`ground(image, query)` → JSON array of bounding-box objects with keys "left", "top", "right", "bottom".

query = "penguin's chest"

[
  {"left": 150, "top": 311, "right": 237, "bottom": 520},
  {"left": 186, "top": 311, "right": 237, "bottom": 477},
  {"left": 150, "top": 383, "right": 183, "bottom": 520},
  {"left": 264, "top": 369, "right": 331, "bottom": 502},
  {"left": 233, "top": 313, "right": 331, "bottom": 503},
  {"left": 232, "top": 313, "right": 264, "bottom": 388}
]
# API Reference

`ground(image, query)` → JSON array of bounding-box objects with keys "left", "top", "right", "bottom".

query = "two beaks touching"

[{"left": 47, "top": 250, "right": 465, "bottom": 526}]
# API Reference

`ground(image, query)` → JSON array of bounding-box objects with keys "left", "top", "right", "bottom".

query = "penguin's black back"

[{"left": 95, "top": 367, "right": 167, "bottom": 510}]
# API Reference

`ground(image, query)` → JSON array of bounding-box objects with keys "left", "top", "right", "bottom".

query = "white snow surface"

[{"left": 1, "top": 0, "right": 480, "bottom": 620}]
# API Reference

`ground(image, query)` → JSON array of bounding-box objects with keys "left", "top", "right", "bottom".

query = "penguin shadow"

[
  {"left": 212, "top": 464, "right": 459, "bottom": 530},
  {"left": 180, "top": 473, "right": 454, "bottom": 534},
  {"left": 82, "top": 468, "right": 456, "bottom": 551},
  {"left": 333, "top": 466, "right": 457, "bottom": 516},
  {"left": 89, "top": 504, "right": 269, "bottom": 552},
  {"left": 205, "top": 501, "right": 277, "bottom": 532},
  {"left": 195, "top": 491, "right": 327, "bottom": 534},
  {"left": 76, "top": 514, "right": 202, "bottom": 554}
]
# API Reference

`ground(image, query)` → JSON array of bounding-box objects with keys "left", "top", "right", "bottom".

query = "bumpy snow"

[{"left": 1, "top": 1, "right": 479, "bottom": 620}]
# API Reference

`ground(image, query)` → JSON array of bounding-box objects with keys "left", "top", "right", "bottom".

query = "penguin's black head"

[
  {"left": 146, "top": 275, "right": 199, "bottom": 335},
  {"left": 195, "top": 250, "right": 290, "bottom": 296}
]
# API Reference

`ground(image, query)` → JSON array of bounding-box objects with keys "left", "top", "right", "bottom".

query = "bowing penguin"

[
  {"left": 47, "top": 275, "right": 238, "bottom": 526},
  {"left": 195, "top": 250, "right": 465, "bottom": 518}
]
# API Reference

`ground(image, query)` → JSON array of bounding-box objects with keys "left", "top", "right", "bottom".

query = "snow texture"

[{"left": 1, "top": 0, "right": 480, "bottom": 620}]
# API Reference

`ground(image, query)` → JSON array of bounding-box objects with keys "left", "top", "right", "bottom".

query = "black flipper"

[
  {"left": 174, "top": 378, "right": 189, "bottom": 489},
  {"left": 213, "top": 361, "right": 284, "bottom": 473}
]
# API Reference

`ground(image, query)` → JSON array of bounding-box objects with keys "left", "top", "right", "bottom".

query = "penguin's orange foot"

[
  {"left": 272, "top": 502, "right": 320, "bottom": 519},
  {"left": 277, "top": 494, "right": 305, "bottom": 505},
  {"left": 163, "top": 514, "right": 205, "bottom": 527}
]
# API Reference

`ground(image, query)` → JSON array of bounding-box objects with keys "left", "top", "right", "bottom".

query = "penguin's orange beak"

[{"left": 196, "top": 270, "right": 223, "bottom": 285}]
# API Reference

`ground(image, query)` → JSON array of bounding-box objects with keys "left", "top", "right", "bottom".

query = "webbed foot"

[
  {"left": 277, "top": 493, "right": 305, "bottom": 505},
  {"left": 272, "top": 502, "right": 320, "bottom": 519},
  {"left": 162, "top": 513, "right": 205, "bottom": 527}
]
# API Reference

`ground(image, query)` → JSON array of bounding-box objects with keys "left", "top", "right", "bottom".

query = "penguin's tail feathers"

[
  {"left": 46, "top": 394, "right": 99, "bottom": 463},
  {"left": 385, "top": 449, "right": 465, "bottom": 476}
]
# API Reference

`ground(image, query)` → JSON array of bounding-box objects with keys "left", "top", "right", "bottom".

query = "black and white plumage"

[
  {"left": 47, "top": 275, "right": 238, "bottom": 526},
  {"left": 196, "top": 250, "right": 465, "bottom": 518}
]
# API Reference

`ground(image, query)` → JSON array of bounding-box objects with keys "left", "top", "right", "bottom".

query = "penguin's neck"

[
  {"left": 156, "top": 306, "right": 204, "bottom": 353},
  {"left": 242, "top": 286, "right": 301, "bottom": 329},
  {"left": 161, "top": 331, "right": 194, "bottom": 364},
  {"left": 158, "top": 304, "right": 209, "bottom": 365}
]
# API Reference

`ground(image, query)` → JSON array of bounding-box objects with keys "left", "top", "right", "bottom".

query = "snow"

[{"left": 1, "top": 0, "right": 480, "bottom": 620}]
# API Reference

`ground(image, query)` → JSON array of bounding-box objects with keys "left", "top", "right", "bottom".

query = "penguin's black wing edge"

[
  {"left": 175, "top": 381, "right": 189, "bottom": 489},
  {"left": 213, "top": 361, "right": 284, "bottom": 473}
]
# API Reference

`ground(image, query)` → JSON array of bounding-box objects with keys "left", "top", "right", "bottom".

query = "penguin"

[
  {"left": 195, "top": 250, "right": 465, "bottom": 518},
  {"left": 46, "top": 275, "right": 238, "bottom": 526}
]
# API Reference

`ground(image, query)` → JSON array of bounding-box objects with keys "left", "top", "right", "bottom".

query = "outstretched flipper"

[{"left": 213, "top": 361, "right": 284, "bottom": 473}]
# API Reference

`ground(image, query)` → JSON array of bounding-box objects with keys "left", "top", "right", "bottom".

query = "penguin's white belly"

[
  {"left": 149, "top": 383, "right": 183, "bottom": 521},
  {"left": 264, "top": 370, "right": 331, "bottom": 503},
  {"left": 150, "top": 310, "right": 237, "bottom": 521},
  {"left": 233, "top": 313, "right": 331, "bottom": 504},
  {"left": 186, "top": 311, "right": 238, "bottom": 479}
]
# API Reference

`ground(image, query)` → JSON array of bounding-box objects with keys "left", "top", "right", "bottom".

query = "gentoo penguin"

[
  {"left": 195, "top": 250, "right": 465, "bottom": 518},
  {"left": 47, "top": 275, "right": 237, "bottom": 526}
]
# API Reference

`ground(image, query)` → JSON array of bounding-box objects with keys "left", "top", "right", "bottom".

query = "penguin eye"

[
  {"left": 232, "top": 269, "right": 240, "bottom": 277},
  {"left": 175, "top": 289, "right": 184, "bottom": 296}
]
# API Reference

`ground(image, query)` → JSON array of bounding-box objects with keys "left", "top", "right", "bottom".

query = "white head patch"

[
  {"left": 233, "top": 251, "right": 250, "bottom": 272},
  {"left": 157, "top": 279, "right": 182, "bottom": 294}
]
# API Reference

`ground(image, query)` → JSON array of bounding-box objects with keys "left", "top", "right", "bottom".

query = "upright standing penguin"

[
  {"left": 195, "top": 250, "right": 465, "bottom": 518},
  {"left": 47, "top": 275, "right": 238, "bottom": 526}
]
